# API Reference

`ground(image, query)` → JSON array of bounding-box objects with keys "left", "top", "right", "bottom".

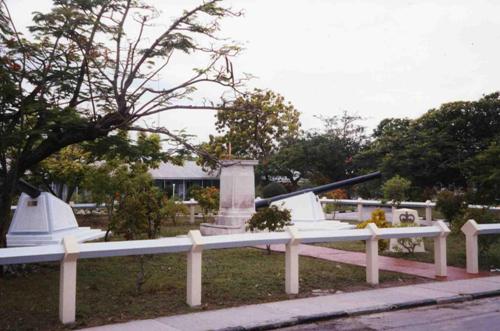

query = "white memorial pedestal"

[
  {"left": 7, "top": 192, "right": 106, "bottom": 247},
  {"left": 389, "top": 208, "right": 426, "bottom": 253},
  {"left": 200, "top": 160, "right": 258, "bottom": 235}
]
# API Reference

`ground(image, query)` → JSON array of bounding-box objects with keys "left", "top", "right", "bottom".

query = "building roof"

[{"left": 149, "top": 161, "right": 219, "bottom": 180}]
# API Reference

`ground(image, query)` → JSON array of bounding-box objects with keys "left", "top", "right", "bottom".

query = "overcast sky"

[{"left": 8, "top": 0, "right": 500, "bottom": 142}]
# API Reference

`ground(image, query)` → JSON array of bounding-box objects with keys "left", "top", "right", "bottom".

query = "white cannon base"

[
  {"left": 7, "top": 227, "right": 105, "bottom": 247},
  {"left": 293, "top": 220, "right": 355, "bottom": 232},
  {"left": 7, "top": 192, "right": 106, "bottom": 247}
]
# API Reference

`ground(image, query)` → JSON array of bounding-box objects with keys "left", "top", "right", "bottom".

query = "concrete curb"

[{"left": 217, "top": 289, "right": 500, "bottom": 331}]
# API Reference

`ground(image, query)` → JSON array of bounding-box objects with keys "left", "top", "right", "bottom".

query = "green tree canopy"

[
  {"left": 464, "top": 137, "right": 500, "bottom": 204},
  {"left": 0, "top": 0, "right": 244, "bottom": 245},
  {"left": 356, "top": 93, "right": 500, "bottom": 196},
  {"left": 267, "top": 111, "right": 366, "bottom": 187},
  {"left": 199, "top": 89, "right": 300, "bottom": 175},
  {"left": 29, "top": 131, "right": 173, "bottom": 202}
]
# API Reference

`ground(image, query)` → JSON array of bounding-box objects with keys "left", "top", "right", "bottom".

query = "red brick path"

[{"left": 265, "top": 244, "right": 489, "bottom": 281}]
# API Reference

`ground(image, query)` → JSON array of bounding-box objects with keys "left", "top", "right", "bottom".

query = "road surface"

[{"left": 278, "top": 297, "right": 500, "bottom": 331}]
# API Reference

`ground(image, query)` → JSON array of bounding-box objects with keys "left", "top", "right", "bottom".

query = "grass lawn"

[{"left": 0, "top": 217, "right": 425, "bottom": 331}]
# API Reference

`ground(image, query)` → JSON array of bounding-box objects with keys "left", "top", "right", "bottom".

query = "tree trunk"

[
  {"left": 65, "top": 184, "right": 77, "bottom": 203},
  {"left": 0, "top": 178, "right": 16, "bottom": 249},
  {"left": 57, "top": 183, "right": 64, "bottom": 200}
]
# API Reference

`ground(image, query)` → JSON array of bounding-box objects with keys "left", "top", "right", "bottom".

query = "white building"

[{"left": 149, "top": 161, "right": 219, "bottom": 200}]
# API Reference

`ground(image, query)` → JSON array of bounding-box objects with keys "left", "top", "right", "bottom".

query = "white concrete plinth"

[
  {"left": 199, "top": 223, "right": 245, "bottom": 235},
  {"left": 389, "top": 208, "right": 426, "bottom": 253},
  {"left": 272, "top": 192, "right": 325, "bottom": 222},
  {"left": 200, "top": 160, "right": 257, "bottom": 235},
  {"left": 271, "top": 191, "right": 354, "bottom": 232},
  {"left": 7, "top": 192, "right": 106, "bottom": 247}
]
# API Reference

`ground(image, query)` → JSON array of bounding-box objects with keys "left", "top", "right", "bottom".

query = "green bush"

[
  {"left": 391, "top": 222, "right": 423, "bottom": 254},
  {"left": 262, "top": 182, "right": 287, "bottom": 198},
  {"left": 187, "top": 184, "right": 202, "bottom": 199},
  {"left": 247, "top": 205, "right": 292, "bottom": 254},
  {"left": 323, "top": 203, "right": 335, "bottom": 214},
  {"left": 190, "top": 186, "right": 219, "bottom": 221},
  {"left": 382, "top": 175, "right": 411, "bottom": 206},
  {"left": 356, "top": 208, "right": 390, "bottom": 251},
  {"left": 162, "top": 198, "right": 189, "bottom": 225},
  {"left": 435, "top": 190, "right": 465, "bottom": 224},
  {"left": 247, "top": 206, "right": 292, "bottom": 232}
]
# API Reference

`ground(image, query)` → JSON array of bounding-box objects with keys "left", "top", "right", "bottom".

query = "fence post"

[
  {"left": 357, "top": 197, "right": 364, "bottom": 222},
  {"left": 59, "top": 236, "right": 79, "bottom": 324},
  {"left": 434, "top": 221, "right": 450, "bottom": 277},
  {"left": 425, "top": 200, "right": 433, "bottom": 222},
  {"left": 187, "top": 230, "right": 204, "bottom": 306},
  {"left": 285, "top": 226, "right": 301, "bottom": 294},
  {"left": 461, "top": 219, "right": 480, "bottom": 274},
  {"left": 189, "top": 199, "right": 196, "bottom": 224},
  {"left": 320, "top": 197, "right": 327, "bottom": 209},
  {"left": 365, "top": 223, "right": 379, "bottom": 285},
  {"left": 391, "top": 201, "right": 396, "bottom": 223}
]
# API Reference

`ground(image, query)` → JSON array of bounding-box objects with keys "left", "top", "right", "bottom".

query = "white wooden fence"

[
  {"left": 319, "top": 198, "right": 500, "bottom": 222},
  {"left": 0, "top": 222, "right": 451, "bottom": 324},
  {"left": 321, "top": 198, "right": 435, "bottom": 222},
  {"left": 11, "top": 198, "right": 499, "bottom": 224},
  {"left": 11, "top": 199, "right": 201, "bottom": 224},
  {"left": 461, "top": 219, "right": 500, "bottom": 274}
]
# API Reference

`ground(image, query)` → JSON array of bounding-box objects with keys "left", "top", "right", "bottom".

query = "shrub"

[
  {"left": 187, "top": 184, "right": 202, "bottom": 199},
  {"left": 322, "top": 189, "right": 348, "bottom": 217},
  {"left": 191, "top": 186, "right": 219, "bottom": 221},
  {"left": 391, "top": 222, "right": 423, "bottom": 254},
  {"left": 247, "top": 205, "right": 292, "bottom": 254},
  {"left": 436, "top": 189, "right": 466, "bottom": 224},
  {"left": 162, "top": 198, "right": 189, "bottom": 225},
  {"left": 262, "top": 182, "right": 288, "bottom": 198},
  {"left": 356, "top": 208, "right": 390, "bottom": 251},
  {"left": 382, "top": 175, "right": 411, "bottom": 206},
  {"left": 323, "top": 203, "right": 335, "bottom": 214},
  {"left": 323, "top": 189, "right": 348, "bottom": 200}
]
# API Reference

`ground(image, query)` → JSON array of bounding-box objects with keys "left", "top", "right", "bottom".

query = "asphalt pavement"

[{"left": 278, "top": 296, "right": 500, "bottom": 331}]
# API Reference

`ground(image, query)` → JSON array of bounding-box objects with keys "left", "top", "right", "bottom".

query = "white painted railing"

[
  {"left": 320, "top": 198, "right": 435, "bottom": 222},
  {"left": 11, "top": 198, "right": 499, "bottom": 224},
  {"left": 461, "top": 219, "right": 500, "bottom": 274},
  {"left": 11, "top": 199, "right": 201, "bottom": 223},
  {"left": 0, "top": 222, "right": 450, "bottom": 325},
  {"left": 320, "top": 198, "right": 500, "bottom": 222},
  {"left": 10, "top": 202, "right": 107, "bottom": 211}
]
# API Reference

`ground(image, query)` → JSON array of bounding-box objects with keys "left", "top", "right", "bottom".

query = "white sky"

[{"left": 7, "top": 0, "right": 500, "bottom": 142}]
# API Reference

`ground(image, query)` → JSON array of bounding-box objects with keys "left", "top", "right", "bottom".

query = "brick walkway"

[{"left": 265, "top": 244, "right": 489, "bottom": 280}]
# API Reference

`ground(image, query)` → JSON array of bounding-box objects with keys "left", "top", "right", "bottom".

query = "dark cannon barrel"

[
  {"left": 255, "top": 171, "right": 381, "bottom": 208},
  {"left": 17, "top": 179, "right": 42, "bottom": 199}
]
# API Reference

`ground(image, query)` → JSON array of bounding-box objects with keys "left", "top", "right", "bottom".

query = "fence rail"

[
  {"left": 10, "top": 198, "right": 499, "bottom": 225},
  {"left": 319, "top": 198, "right": 500, "bottom": 210},
  {"left": 0, "top": 222, "right": 451, "bottom": 325},
  {"left": 461, "top": 219, "right": 500, "bottom": 274},
  {"left": 319, "top": 198, "right": 500, "bottom": 223},
  {"left": 321, "top": 198, "right": 435, "bottom": 208}
]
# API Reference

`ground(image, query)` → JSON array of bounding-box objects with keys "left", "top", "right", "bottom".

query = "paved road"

[{"left": 278, "top": 297, "right": 500, "bottom": 331}]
